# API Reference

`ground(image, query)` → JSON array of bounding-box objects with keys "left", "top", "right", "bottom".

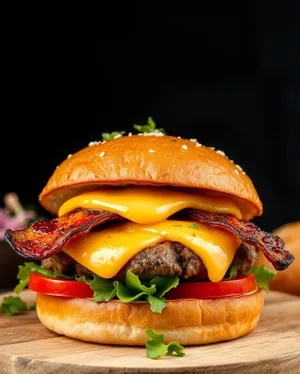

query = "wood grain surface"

[{"left": 0, "top": 290, "right": 299, "bottom": 374}]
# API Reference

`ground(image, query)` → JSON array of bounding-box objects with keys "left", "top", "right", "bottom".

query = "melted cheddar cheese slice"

[
  {"left": 58, "top": 186, "right": 242, "bottom": 223},
  {"left": 63, "top": 220, "right": 241, "bottom": 282}
]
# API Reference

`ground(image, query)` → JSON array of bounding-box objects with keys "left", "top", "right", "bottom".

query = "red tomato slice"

[
  {"left": 29, "top": 272, "right": 257, "bottom": 300},
  {"left": 29, "top": 272, "right": 93, "bottom": 298},
  {"left": 165, "top": 274, "right": 257, "bottom": 300}
]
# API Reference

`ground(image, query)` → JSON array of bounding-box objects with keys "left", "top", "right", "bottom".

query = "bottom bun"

[{"left": 36, "top": 290, "right": 263, "bottom": 346}]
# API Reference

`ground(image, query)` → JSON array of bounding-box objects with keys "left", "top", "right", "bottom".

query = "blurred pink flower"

[{"left": 0, "top": 193, "right": 37, "bottom": 239}]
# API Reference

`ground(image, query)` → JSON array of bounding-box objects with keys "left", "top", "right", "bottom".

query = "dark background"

[{"left": 1, "top": 3, "right": 300, "bottom": 232}]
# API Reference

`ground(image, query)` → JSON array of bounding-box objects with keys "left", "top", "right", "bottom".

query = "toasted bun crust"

[
  {"left": 256, "top": 221, "right": 300, "bottom": 296},
  {"left": 36, "top": 290, "right": 263, "bottom": 346},
  {"left": 39, "top": 135, "right": 262, "bottom": 219}
]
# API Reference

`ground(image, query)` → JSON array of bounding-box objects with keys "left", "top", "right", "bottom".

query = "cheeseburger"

[{"left": 4, "top": 125, "right": 294, "bottom": 346}]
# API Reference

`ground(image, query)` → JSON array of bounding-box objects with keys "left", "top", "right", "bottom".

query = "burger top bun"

[
  {"left": 39, "top": 135, "right": 262, "bottom": 219},
  {"left": 256, "top": 221, "right": 300, "bottom": 296}
]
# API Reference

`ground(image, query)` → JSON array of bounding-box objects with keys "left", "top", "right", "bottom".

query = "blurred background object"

[
  {"left": 0, "top": 193, "right": 38, "bottom": 290},
  {"left": 256, "top": 221, "right": 300, "bottom": 296}
]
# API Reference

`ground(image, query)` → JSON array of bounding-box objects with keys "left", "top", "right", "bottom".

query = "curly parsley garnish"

[
  {"left": 0, "top": 296, "right": 27, "bottom": 316},
  {"left": 101, "top": 131, "right": 126, "bottom": 140},
  {"left": 145, "top": 329, "right": 185, "bottom": 359},
  {"left": 133, "top": 117, "right": 166, "bottom": 134},
  {"left": 97, "top": 117, "right": 166, "bottom": 142}
]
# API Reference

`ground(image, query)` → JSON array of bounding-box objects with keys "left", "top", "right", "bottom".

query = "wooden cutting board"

[{"left": 0, "top": 290, "right": 299, "bottom": 374}]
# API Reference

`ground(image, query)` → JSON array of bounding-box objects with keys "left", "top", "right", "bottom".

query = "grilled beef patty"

[{"left": 42, "top": 241, "right": 258, "bottom": 281}]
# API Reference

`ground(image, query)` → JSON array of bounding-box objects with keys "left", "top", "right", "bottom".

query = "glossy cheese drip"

[
  {"left": 58, "top": 186, "right": 242, "bottom": 224},
  {"left": 63, "top": 220, "right": 241, "bottom": 282}
]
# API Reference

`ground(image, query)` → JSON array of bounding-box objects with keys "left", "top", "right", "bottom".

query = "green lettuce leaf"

[
  {"left": 223, "top": 264, "right": 241, "bottom": 280},
  {"left": 76, "top": 275, "right": 116, "bottom": 302},
  {"left": 125, "top": 271, "right": 157, "bottom": 295},
  {"left": 223, "top": 264, "right": 276, "bottom": 292},
  {"left": 146, "top": 295, "right": 167, "bottom": 313},
  {"left": 145, "top": 329, "right": 185, "bottom": 359},
  {"left": 14, "top": 262, "right": 75, "bottom": 294},
  {"left": 16, "top": 263, "right": 178, "bottom": 313},
  {"left": 0, "top": 296, "right": 27, "bottom": 316},
  {"left": 116, "top": 271, "right": 178, "bottom": 313},
  {"left": 79, "top": 270, "right": 178, "bottom": 313},
  {"left": 113, "top": 270, "right": 156, "bottom": 303},
  {"left": 114, "top": 281, "right": 149, "bottom": 303},
  {"left": 245, "top": 264, "right": 276, "bottom": 292},
  {"left": 113, "top": 271, "right": 169, "bottom": 313},
  {"left": 150, "top": 276, "right": 179, "bottom": 298}
]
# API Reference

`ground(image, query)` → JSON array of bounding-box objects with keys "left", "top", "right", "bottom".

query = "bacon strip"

[
  {"left": 187, "top": 210, "right": 294, "bottom": 271},
  {"left": 5, "top": 205, "right": 294, "bottom": 272},
  {"left": 4, "top": 208, "right": 121, "bottom": 260}
]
